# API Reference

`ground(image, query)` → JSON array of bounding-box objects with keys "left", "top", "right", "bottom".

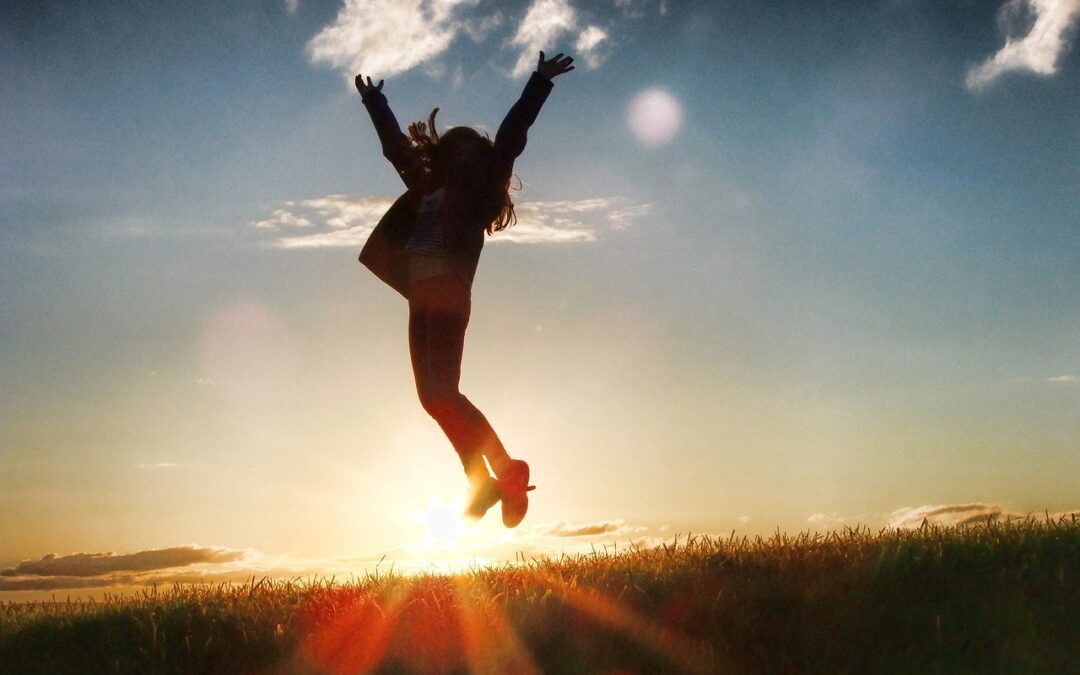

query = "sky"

[{"left": 1, "top": 0, "right": 1078, "bottom": 599}]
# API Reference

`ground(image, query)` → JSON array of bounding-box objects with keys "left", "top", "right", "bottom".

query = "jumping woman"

[{"left": 355, "top": 51, "right": 575, "bottom": 528}]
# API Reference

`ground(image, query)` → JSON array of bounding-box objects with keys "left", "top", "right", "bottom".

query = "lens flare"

[{"left": 627, "top": 88, "right": 683, "bottom": 147}]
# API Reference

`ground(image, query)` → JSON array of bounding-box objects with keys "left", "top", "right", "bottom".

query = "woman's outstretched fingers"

[
  {"left": 537, "top": 51, "right": 575, "bottom": 79},
  {"left": 355, "top": 74, "right": 385, "bottom": 96}
]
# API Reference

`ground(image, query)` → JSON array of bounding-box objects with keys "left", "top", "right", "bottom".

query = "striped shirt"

[{"left": 404, "top": 188, "right": 448, "bottom": 256}]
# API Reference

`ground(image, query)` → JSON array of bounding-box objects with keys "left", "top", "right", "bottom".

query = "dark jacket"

[{"left": 358, "top": 72, "right": 555, "bottom": 297}]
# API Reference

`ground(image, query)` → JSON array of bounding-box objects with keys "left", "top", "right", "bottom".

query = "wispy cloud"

[
  {"left": 532, "top": 518, "right": 645, "bottom": 537},
  {"left": 508, "top": 0, "right": 578, "bottom": 77},
  {"left": 308, "top": 0, "right": 478, "bottom": 80},
  {"left": 811, "top": 504, "right": 1080, "bottom": 530},
  {"left": 966, "top": 0, "right": 1080, "bottom": 90},
  {"left": 1045, "top": 374, "right": 1078, "bottom": 383},
  {"left": 574, "top": 25, "right": 609, "bottom": 70},
  {"left": 806, "top": 512, "right": 852, "bottom": 527},
  {"left": 285, "top": 0, "right": 299, "bottom": 16},
  {"left": 250, "top": 208, "right": 313, "bottom": 230},
  {"left": 308, "top": 0, "right": 635, "bottom": 83},
  {"left": 888, "top": 504, "right": 1080, "bottom": 529},
  {"left": 254, "top": 195, "right": 393, "bottom": 250},
  {"left": 249, "top": 195, "right": 649, "bottom": 248},
  {"left": 887, "top": 504, "right": 1009, "bottom": 528}
]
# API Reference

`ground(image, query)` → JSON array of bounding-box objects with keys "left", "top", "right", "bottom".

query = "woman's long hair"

[{"left": 408, "top": 108, "right": 518, "bottom": 235}]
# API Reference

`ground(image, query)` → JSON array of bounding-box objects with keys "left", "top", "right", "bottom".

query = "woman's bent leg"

[{"left": 408, "top": 278, "right": 512, "bottom": 479}]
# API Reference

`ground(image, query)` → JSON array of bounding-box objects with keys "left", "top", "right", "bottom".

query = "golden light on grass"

[{"left": 9, "top": 521, "right": 1080, "bottom": 672}]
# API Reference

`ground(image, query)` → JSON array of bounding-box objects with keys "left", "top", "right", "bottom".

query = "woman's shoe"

[
  {"left": 497, "top": 459, "right": 535, "bottom": 528},
  {"left": 464, "top": 476, "right": 501, "bottom": 519}
]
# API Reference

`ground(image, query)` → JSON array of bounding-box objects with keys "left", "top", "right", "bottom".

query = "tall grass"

[{"left": 2, "top": 518, "right": 1078, "bottom": 673}]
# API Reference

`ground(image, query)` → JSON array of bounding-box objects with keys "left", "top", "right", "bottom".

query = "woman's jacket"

[{"left": 358, "top": 71, "right": 555, "bottom": 297}]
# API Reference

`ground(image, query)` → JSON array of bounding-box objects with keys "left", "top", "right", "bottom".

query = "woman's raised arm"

[
  {"left": 492, "top": 51, "right": 574, "bottom": 174},
  {"left": 356, "top": 73, "right": 423, "bottom": 190}
]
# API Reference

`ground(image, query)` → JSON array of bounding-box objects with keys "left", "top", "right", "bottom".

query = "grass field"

[{"left": 2, "top": 518, "right": 1078, "bottom": 674}]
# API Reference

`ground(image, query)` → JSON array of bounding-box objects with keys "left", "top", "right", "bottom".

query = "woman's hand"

[
  {"left": 355, "top": 73, "right": 384, "bottom": 97},
  {"left": 536, "top": 51, "right": 575, "bottom": 80}
]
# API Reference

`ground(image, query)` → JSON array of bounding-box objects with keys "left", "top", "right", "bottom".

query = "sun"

[{"left": 415, "top": 499, "right": 465, "bottom": 548}]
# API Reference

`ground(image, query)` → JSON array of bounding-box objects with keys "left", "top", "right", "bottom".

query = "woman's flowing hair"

[{"left": 408, "top": 108, "right": 518, "bottom": 235}]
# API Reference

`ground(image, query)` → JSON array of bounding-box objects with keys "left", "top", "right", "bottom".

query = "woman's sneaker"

[
  {"left": 464, "top": 476, "right": 501, "bottom": 520},
  {"left": 497, "top": 459, "right": 535, "bottom": 528}
]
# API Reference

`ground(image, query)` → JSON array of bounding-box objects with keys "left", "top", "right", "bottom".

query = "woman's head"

[
  {"left": 438, "top": 126, "right": 492, "bottom": 162},
  {"left": 408, "top": 108, "right": 517, "bottom": 234},
  {"left": 409, "top": 110, "right": 492, "bottom": 166}
]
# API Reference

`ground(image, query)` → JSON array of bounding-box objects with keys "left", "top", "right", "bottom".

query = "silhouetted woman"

[{"left": 356, "top": 51, "right": 575, "bottom": 527}]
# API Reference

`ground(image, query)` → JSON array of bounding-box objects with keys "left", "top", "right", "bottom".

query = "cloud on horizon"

[
  {"left": 249, "top": 194, "right": 650, "bottom": 248},
  {"left": 967, "top": 0, "right": 1080, "bottom": 90},
  {"left": 887, "top": 503, "right": 1014, "bottom": 529},
  {"left": 1045, "top": 374, "right": 1078, "bottom": 383},
  {"left": 1, "top": 546, "right": 246, "bottom": 578},
  {"left": 808, "top": 504, "right": 1080, "bottom": 530},
  {"left": 887, "top": 504, "right": 1080, "bottom": 529},
  {"left": 307, "top": 0, "right": 628, "bottom": 82},
  {"left": 0, "top": 520, "right": 671, "bottom": 593},
  {"left": 0, "top": 546, "right": 256, "bottom": 591},
  {"left": 531, "top": 518, "right": 646, "bottom": 537},
  {"left": 0, "top": 545, "right": 396, "bottom": 593}
]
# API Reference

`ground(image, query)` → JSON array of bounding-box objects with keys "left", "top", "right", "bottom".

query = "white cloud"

[
  {"left": 308, "top": 0, "right": 643, "bottom": 82},
  {"left": 1045, "top": 374, "right": 1078, "bottom": 383},
  {"left": 532, "top": 518, "right": 645, "bottom": 537},
  {"left": 494, "top": 221, "right": 596, "bottom": 244},
  {"left": 807, "top": 513, "right": 843, "bottom": 526},
  {"left": 462, "top": 11, "right": 503, "bottom": 43},
  {"left": 613, "top": 0, "right": 646, "bottom": 19},
  {"left": 302, "top": 194, "right": 394, "bottom": 229},
  {"left": 888, "top": 503, "right": 1012, "bottom": 529},
  {"left": 521, "top": 197, "right": 613, "bottom": 213},
  {"left": 285, "top": 0, "right": 299, "bottom": 15},
  {"left": 250, "top": 194, "right": 650, "bottom": 248},
  {"left": 807, "top": 504, "right": 1080, "bottom": 531},
  {"left": 606, "top": 202, "right": 653, "bottom": 229},
  {"left": 307, "top": 0, "right": 480, "bottom": 80},
  {"left": 966, "top": 0, "right": 1080, "bottom": 90},
  {"left": 805, "top": 512, "right": 881, "bottom": 529},
  {"left": 575, "top": 25, "right": 608, "bottom": 69},
  {"left": 889, "top": 504, "right": 1080, "bottom": 528},
  {"left": 509, "top": 0, "right": 578, "bottom": 77},
  {"left": 250, "top": 208, "right": 313, "bottom": 229},
  {"left": 259, "top": 195, "right": 393, "bottom": 249}
]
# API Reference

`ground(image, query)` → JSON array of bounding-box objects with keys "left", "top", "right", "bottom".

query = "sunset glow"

[{"left": 2, "top": 0, "right": 1079, "bottom": 601}]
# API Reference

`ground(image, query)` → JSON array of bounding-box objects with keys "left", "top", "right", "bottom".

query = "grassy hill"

[{"left": 2, "top": 518, "right": 1078, "bottom": 673}]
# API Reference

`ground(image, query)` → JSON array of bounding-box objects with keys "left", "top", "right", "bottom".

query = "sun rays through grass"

[{"left": 2, "top": 517, "right": 1079, "bottom": 673}]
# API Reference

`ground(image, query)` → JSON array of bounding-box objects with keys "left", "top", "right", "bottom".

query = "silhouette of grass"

[{"left": 2, "top": 517, "right": 1078, "bottom": 673}]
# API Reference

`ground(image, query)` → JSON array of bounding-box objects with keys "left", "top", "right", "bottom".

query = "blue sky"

[{"left": 1, "top": 0, "right": 1078, "bottom": 598}]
